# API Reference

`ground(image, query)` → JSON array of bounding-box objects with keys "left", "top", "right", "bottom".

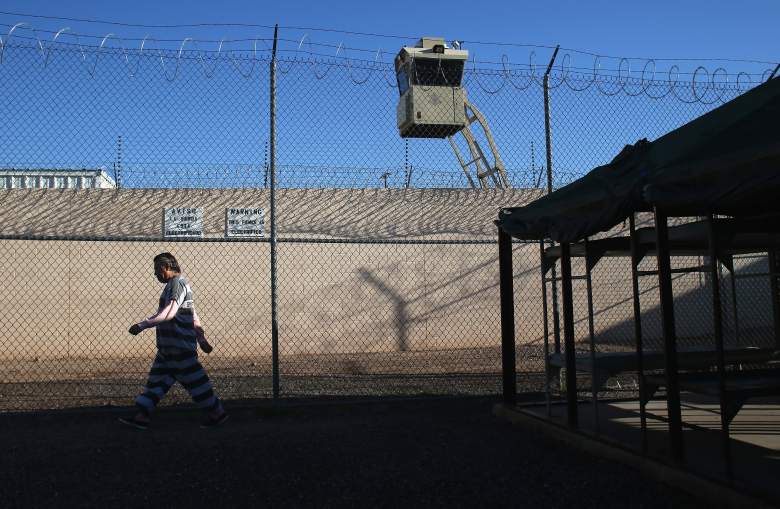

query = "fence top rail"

[{"left": 0, "top": 233, "right": 535, "bottom": 245}]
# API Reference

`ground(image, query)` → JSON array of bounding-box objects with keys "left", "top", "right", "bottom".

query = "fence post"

[
  {"left": 543, "top": 45, "right": 561, "bottom": 354},
  {"left": 269, "top": 24, "right": 280, "bottom": 400}
]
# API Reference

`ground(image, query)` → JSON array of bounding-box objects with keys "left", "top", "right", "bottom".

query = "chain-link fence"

[{"left": 0, "top": 33, "right": 774, "bottom": 410}]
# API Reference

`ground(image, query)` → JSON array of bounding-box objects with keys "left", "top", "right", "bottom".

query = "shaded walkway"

[{"left": 0, "top": 397, "right": 701, "bottom": 508}]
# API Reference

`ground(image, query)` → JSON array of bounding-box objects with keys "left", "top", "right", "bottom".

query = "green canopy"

[{"left": 497, "top": 76, "right": 780, "bottom": 242}]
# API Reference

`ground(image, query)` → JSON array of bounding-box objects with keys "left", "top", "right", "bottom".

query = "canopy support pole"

[
  {"left": 560, "top": 241, "right": 578, "bottom": 427},
  {"left": 584, "top": 239, "right": 600, "bottom": 434},
  {"left": 629, "top": 214, "right": 648, "bottom": 454},
  {"left": 498, "top": 226, "right": 517, "bottom": 406},
  {"left": 707, "top": 214, "right": 733, "bottom": 479},
  {"left": 540, "top": 241, "right": 552, "bottom": 416},
  {"left": 654, "top": 209, "right": 684, "bottom": 463}
]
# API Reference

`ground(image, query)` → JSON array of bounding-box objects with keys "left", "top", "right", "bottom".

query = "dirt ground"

[
  {"left": 0, "top": 396, "right": 703, "bottom": 508},
  {"left": 0, "top": 345, "right": 552, "bottom": 411}
]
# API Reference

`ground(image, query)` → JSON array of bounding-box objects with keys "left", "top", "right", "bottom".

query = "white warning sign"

[
  {"left": 226, "top": 207, "right": 265, "bottom": 238},
  {"left": 163, "top": 207, "right": 203, "bottom": 238}
]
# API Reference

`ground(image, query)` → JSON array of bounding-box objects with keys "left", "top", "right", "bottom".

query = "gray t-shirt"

[{"left": 156, "top": 275, "right": 196, "bottom": 350}]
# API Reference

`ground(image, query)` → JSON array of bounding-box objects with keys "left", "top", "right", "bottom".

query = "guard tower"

[{"left": 395, "top": 37, "right": 510, "bottom": 189}]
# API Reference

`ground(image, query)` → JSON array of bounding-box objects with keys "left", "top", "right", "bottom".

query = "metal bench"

[
  {"left": 643, "top": 366, "right": 780, "bottom": 424},
  {"left": 548, "top": 347, "right": 778, "bottom": 392}
]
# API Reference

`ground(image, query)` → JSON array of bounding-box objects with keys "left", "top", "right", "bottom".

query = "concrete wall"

[
  {"left": 0, "top": 188, "right": 774, "bottom": 364},
  {"left": 0, "top": 188, "right": 545, "bottom": 362}
]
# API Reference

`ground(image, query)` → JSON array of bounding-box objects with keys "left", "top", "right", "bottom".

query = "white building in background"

[{"left": 0, "top": 168, "right": 117, "bottom": 189}]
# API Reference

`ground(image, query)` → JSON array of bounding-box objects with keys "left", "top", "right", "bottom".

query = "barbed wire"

[
  {"left": 0, "top": 23, "right": 274, "bottom": 80},
  {"left": 2, "top": 10, "right": 777, "bottom": 66},
  {"left": 0, "top": 19, "right": 776, "bottom": 102},
  {"left": 3, "top": 21, "right": 772, "bottom": 75}
]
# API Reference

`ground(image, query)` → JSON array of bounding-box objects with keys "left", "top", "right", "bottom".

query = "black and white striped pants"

[{"left": 135, "top": 348, "right": 222, "bottom": 415}]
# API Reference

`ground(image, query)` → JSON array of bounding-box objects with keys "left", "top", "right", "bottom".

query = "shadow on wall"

[
  {"left": 582, "top": 256, "right": 776, "bottom": 351},
  {"left": 351, "top": 243, "right": 544, "bottom": 353},
  {"left": 357, "top": 268, "right": 409, "bottom": 352}
]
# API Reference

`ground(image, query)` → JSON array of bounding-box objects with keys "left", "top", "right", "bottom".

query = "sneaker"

[
  {"left": 118, "top": 416, "right": 149, "bottom": 430},
  {"left": 200, "top": 412, "right": 229, "bottom": 428}
]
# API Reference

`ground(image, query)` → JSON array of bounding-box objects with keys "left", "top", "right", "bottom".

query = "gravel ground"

[
  {"left": 0, "top": 396, "right": 704, "bottom": 508},
  {"left": 0, "top": 345, "right": 544, "bottom": 411}
]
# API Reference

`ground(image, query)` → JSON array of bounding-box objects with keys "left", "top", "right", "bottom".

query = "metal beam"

[{"left": 707, "top": 214, "right": 733, "bottom": 478}]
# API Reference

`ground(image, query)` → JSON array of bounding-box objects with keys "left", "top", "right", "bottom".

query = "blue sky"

[{"left": 0, "top": 1, "right": 777, "bottom": 189}]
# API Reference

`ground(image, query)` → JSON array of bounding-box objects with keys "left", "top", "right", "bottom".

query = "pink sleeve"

[
  {"left": 194, "top": 309, "right": 203, "bottom": 328},
  {"left": 138, "top": 300, "right": 180, "bottom": 330}
]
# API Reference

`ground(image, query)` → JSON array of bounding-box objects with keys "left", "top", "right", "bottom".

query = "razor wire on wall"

[{"left": 0, "top": 23, "right": 777, "bottom": 410}]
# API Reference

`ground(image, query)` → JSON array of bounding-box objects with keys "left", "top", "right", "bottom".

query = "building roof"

[{"left": 0, "top": 168, "right": 111, "bottom": 175}]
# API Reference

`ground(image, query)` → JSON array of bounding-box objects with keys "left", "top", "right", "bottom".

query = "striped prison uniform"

[
  {"left": 135, "top": 348, "right": 222, "bottom": 415},
  {"left": 135, "top": 275, "right": 223, "bottom": 415}
]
